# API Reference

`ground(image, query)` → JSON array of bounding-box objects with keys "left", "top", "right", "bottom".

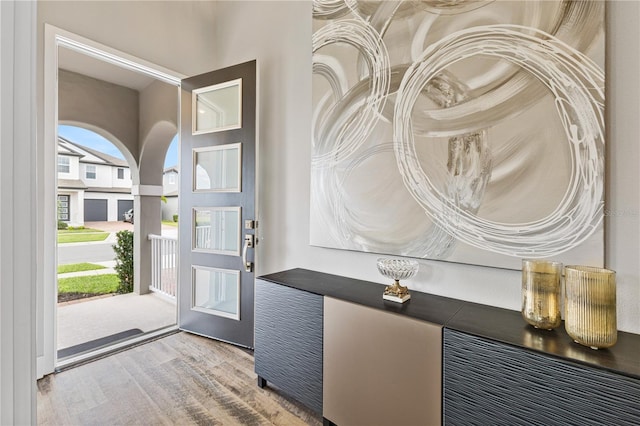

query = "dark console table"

[{"left": 255, "top": 268, "right": 640, "bottom": 426}]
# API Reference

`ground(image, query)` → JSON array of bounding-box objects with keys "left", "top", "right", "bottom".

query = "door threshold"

[
  {"left": 57, "top": 328, "right": 145, "bottom": 359},
  {"left": 55, "top": 325, "right": 179, "bottom": 372},
  {"left": 179, "top": 326, "right": 254, "bottom": 352}
]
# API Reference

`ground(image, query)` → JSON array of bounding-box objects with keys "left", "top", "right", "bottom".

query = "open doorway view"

[
  {"left": 54, "top": 41, "right": 180, "bottom": 366},
  {"left": 56, "top": 126, "right": 178, "bottom": 362}
]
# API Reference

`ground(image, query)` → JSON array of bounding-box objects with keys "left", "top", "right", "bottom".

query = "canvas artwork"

[{"left": 310, "top": 1, "right": 605, "bottom": 270}]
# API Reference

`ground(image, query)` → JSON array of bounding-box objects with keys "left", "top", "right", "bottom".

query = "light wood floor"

[{"left": 37, "top": 332, "right": 322, "bottom": 425}]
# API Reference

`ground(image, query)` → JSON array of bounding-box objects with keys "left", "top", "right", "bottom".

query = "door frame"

[{"left": 41, "top": 25, "right": 184, "bottom": 377}]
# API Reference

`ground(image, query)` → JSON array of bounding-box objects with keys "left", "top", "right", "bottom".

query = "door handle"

[{"left": 243, "top": 234, "right": 254, "bottom": 273}]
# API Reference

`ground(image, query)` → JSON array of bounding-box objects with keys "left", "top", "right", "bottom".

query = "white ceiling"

[{"left": 58, "top": 46, "right": 156, "bottom": 91}]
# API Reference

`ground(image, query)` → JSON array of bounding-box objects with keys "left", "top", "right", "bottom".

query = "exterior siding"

[{"left": 57, "top": 139, "right": 132, "bottom": 224}]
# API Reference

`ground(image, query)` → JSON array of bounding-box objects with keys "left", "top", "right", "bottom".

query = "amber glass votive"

[
  {"left": 521, "top": 259, "right": 562, "bottom": 330},
  {"left": 564, "top": 265, "right": 617, "bottom": 350}
]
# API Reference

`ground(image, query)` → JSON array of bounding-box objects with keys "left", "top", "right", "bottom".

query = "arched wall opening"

[
  {"left": 58, "top": 121, "right": 140, "bottom": 184},
  {"left": 57, "top": 124, "right": 138, "bottom": 226},
  {"left": 139, "top": 120, "right": 178, "bottom": 185},
  {"left": 133, "top": 120, "right": 179, "bottom": 296},
  {"left": 58, "top": 68, "right": 141, "bottom": 165}
]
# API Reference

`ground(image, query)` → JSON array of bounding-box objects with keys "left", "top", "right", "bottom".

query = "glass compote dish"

[{"left": 377, "top": 257, "right": 419, "bottom": 303}]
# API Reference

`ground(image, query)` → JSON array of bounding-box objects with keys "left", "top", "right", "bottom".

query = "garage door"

[
  {"left": 117, "top": 200, "right": 133, "bottom": 221},
  {"left": 84, "top": 199, "right": 108, "bottom": 222}
]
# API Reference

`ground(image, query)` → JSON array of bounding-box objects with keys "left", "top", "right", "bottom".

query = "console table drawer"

[
  {"left": 443, "top": 329, "right": 640, "bottom": 425},
  {"left": 324, "top": 297, "right": 442, "bottom": 426},
  {"left": 254, "top": 279, "right": 323, "bottom": 413}
]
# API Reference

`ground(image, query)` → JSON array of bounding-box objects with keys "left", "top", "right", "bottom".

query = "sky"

[{"left": 58, "top": 125, "right": 178, "bottom": 168}]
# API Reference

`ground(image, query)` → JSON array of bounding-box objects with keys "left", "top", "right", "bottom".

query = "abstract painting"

[{"left": 310, "top": 1, "right": 605, "bottom": 270}]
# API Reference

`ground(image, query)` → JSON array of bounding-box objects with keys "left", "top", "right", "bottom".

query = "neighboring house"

[
  {"left": 57, "top": 137, "right": 133, "bottom": 226},
  {"left": 162, "top": 166, "right": 179, "bottom": 222}
]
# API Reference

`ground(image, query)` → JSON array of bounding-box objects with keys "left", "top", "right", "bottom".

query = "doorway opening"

[
  {"left": 43, "top": 25, "right": 183, "bottom": 374},
  {"left": 55, "top": 125, "right": 178, "bottom": 363},
  {"left": 43, "top": 26, "right": 258, "bottom": 378}
]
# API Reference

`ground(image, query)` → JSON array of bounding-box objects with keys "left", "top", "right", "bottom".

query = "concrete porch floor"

[{"left": 57, "top": 292, "right": 176, "bottom": 353}]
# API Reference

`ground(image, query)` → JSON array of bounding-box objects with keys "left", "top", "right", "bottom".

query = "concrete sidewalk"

[
  {"left": 85, "top": 221, "right": 178, "bottom": 236},
  {"left": 84, "top": 221, "right": 133, "bottom": 233},
  {"left": 58, "top": 260, "right": 116, "bottom": 276}
]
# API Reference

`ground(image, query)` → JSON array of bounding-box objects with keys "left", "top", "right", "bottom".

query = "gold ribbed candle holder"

[
  {"left": 521, "top": 259, "right": 562, "bottom": 330},
  {"left": 564, "top": 265, "right": 617, "bottom": 350}
]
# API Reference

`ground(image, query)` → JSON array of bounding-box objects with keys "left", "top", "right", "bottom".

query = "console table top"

[
  {"left": 260, "top": 268, "right": 466, "bottom": 325},
  {"left": 259, "top": 268, "right": 640, "bottom": 379}
]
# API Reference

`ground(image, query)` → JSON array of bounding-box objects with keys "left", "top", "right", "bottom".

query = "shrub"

[
  {"left": 57, "top": 221, "right": 68, "bottom": 230},
  {"left": 67, "top": 226, "right": 85, "bottom": 231},
  {"left": 113, "top": 230, "right": 134, "bottom": 294},
  {"left": 173, "top": 214, "right": 178, "bottom": 223}
]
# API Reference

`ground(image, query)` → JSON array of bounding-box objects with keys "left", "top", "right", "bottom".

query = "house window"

[
  {"left": 58, "top": 156, "right": 70, "bottom": 173},
  {"left": 86, "top": 165, "right": 96, "bottom": 179},
  {"left": 169, "top": 173, "right": 176, "bottom": 184},
  {"left": 57, "top": 195, "right": 70, "bottom": 221},
  {"left": 117, "top": 168, "right": 124, "bottom": 179}
]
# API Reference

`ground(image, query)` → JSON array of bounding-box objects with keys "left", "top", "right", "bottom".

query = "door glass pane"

[
  {"left": 193, "top": 143, "right": 241, "bottom": 192},
  {"left": 192, "top": 266, "right": 240, "bottom": 320},
  {"left": 193, "top": 207, "right": 241, "bottom": 255},
  {"left": 192, "top": 78, "right": 242, "bottom": 134}
]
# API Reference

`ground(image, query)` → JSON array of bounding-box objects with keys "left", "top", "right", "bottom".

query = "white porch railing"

[
  {"left": 148, "top": 234, "right": 177, "bottom": 299},
  {"left": 195, "top": 225, "right": 211, "bottom": 249}
]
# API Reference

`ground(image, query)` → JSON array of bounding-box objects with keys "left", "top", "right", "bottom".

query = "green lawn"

[
  {"left": 58, "top": 232, "right": 109, "bottom": 244},
  {"left": 58, "top": 274, "right": 119, "bottom": 295},
  {"left": 57, "top": 262, "right": 106, "bottom": 274},
  {"left": 162, "top": 220, "right": 178, "bottom": 227}
]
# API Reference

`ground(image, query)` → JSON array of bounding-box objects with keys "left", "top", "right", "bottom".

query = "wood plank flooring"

[{"left": 37, "top": 332, "right": 322, "bottom": 425}]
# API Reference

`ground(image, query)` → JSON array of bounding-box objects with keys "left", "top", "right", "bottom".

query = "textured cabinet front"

[
  {"left": 324, "top": 297, "right": 442, "bottom": 426},
  {"left": 443, "top": 329, "right": 640, "bottom": 425},
  {"left": 254, "top": 279, "right": 323, "bottom": 413}
]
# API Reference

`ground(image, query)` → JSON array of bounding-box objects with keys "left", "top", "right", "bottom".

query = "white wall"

[
  {"left": 58, "top": 69, "right": 140, "bottom": 160},
  {"left": 111, "top": 167, "right": 132, "bottom": 188},
  {"left": 37, "top": 1, "right": 218, "bottom": 85},
  {"left": 57, "top": 154, "right": 79, "bottom": 180},
  {"left": 65, "top": 156, "right": 132, "bottom": 191},
  {"left": 163, "top": 170, "right": 179, "bottom": 194},
  {"left": 606, "top": 1, "right": 640, "bottom": 335},
  {"left": 213, "top": 1, "right": 640, "bottom": 334},
  {"left": 162, "top": 196, "right": 179, "bottom": 222},
  {"left": 80, "top": 163, "right": 116, "bottom": 187},
  {"left": 1, "top": 1, "right": 37, "bottom": 423}
]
